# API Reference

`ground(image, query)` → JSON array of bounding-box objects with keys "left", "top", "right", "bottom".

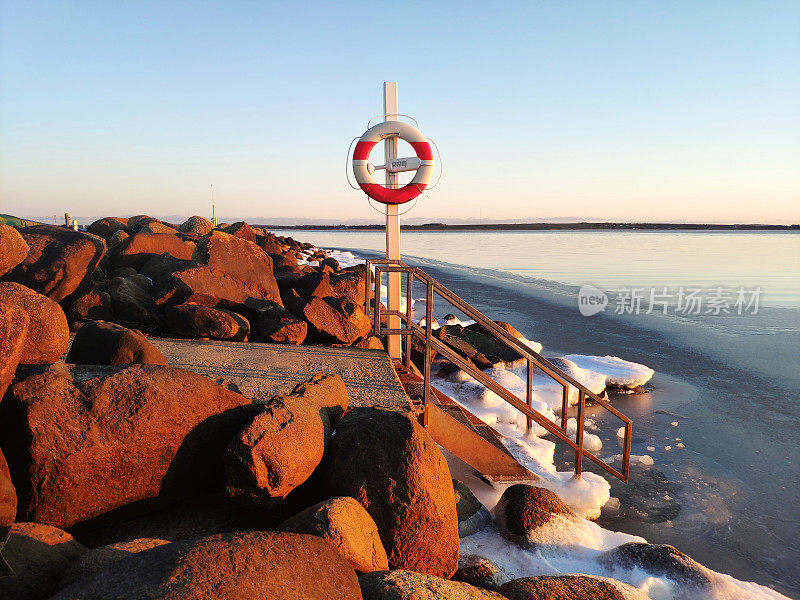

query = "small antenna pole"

[{"left": 211, "top": 184, "right": 217, "bottom": 226}]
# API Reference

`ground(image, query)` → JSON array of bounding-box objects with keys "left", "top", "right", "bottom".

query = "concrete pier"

[{"left": 150, "top": 337, "right": 413, "bottom": 413}]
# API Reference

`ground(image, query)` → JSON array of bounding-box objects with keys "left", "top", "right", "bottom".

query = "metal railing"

[{"left": 366, "top": 258, "right": 632, "bottom": 483}]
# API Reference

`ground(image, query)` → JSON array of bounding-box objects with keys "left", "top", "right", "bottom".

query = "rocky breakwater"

[
  {"left": 0, "top": 223, "right": 464, "bottom": 598},
  {"left": 32, "top": 214, "right": 379, "bottom": 349}
]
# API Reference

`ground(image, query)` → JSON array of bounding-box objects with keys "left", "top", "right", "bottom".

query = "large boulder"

[
  {"left": 156, "top": 230, "right": 283, "bottom": 310},
  {"left": 62, "top": 538, "right": 170, "bottom": 586},
  {"left": 65, "top": 320, "right": 168, "bottom": 365},
  {"left": 359, "top": 570, "right": 503, "bottom": 599},
  {"left": 127, "top": 216, "right": 167, "bottom": 234},
  {"left": 270, "top": 251, "right": 299, "bottom": 269},
  {"left": 178, "top": 215, "right": 214, "bottom": 236},
  {"left": 86, "top": 217, "right": 130, "bottom": 239},
  {"left": 107, "top": 275, "right": 160, "bottom": 328},
  {"left": 126, "top": 215, "right": 158, "bottom": 233},
  {"left": 0, "top": 303, "right": 28, "bottom": 400},
  {"left": 70, "top": 490, "right": 262, "bottom": 548},
  {"left": 0, "top": 449, "right": 15, "bottom": 552},
  {"left": 139, "top": 252, "right": 191, "bottom": 289},
  {"left": 355, "top": 336, "right": 385, "bottom": 350},
  {"left": 435, "top": 324, "right": 525, "bottom": 369},
  {"left": 3, "top": 225, "right": 106, "bottom": 302},
  {"left": 67, "top": 289, "right": 114, "bottom": 324},
  {"left": 453, "top": 480, "right": 491, "bottom": 538},
  {"left": 106, "top": 230, "right": 130, "bottom": 250},
  {"left": 219, "top": 221, "right": 257, "bottom": 242},
  {"left": 497, "top": 575, "right": 648, "bottom": 600},
  {"left": 294, "top": 270, "right": 336, "bottom": 299},
  {"left": 0, "top": 282, "right": 69, "bottom": 364},
  {"left": 330, "top": 265, "right": 367, "bottom": 306},
  {"left": 453, "top": 555, "right": 507, "bottom": 591},
  {"left": 320, "top": 256, "right": 340, "bottom": 271},
  {"left": 0, "top": 363, "right": 253, "bottom": 528},
  {"left": 255, "top": 301, "right": 307, "bottom": 344},
  {"left": 278, "top": 496, "right": 388, "bottom": 573},
  {"left": 223, "top": 374, "right": 347, "bottom": 507},
  {"left": 281, "top": 285, "right": 307, "bottom": 315},
  {"left": 598, "top": 542, "right": 717, "bottom": 589},
  {"left": 111, "top": 232, "right": 195, "bottom": 270},
  {"left": 466, "top": 320, "right": 525, "bottom": 340},
  {"left": 139, "top": 221, "right": 177, "bottom": 235},
  {"left": 288, "top": 372, "right": 348, "bottom": 425},
  {"left": 0, "top": 224, "right": 29, "bottom": 276},
  {"left": 224, "top": 383, "right": 335, "bottom": 506},
  {"left": 303, "top": 296, "right": 371, "bottom": 345},
  {"left": 322, "top": 408, "right": 459, "bottom": 578},
  {"left": 260, "top": 232, "right": 284, "bottom": 254},
  {"left": 165, "top": 304, "right": 250, "bottom": 341},
  {"left": 51, "top": 531, "right": 363, "bottom": 600},
  {"left": 107, "top": 229, "right": 129, "bottom": 248},
  {"left": 493, "top": 484, "right": 576, "bottom": 544},
  {"left": 0, "top": 522, "right": 86, "bottom": 600}
]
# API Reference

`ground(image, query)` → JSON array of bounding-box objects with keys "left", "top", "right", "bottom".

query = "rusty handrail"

[{"left": 366, "top": 258, "right": 632, "bottom": 483}]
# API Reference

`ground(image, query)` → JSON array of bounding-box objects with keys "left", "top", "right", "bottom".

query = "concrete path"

[{"left": 151, "top": 337, "right": 413, "bottom": 413}]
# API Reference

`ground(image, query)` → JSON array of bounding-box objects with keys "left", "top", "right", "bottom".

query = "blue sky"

[{"left": 1, "top": 1, "right": 798, "bottom": 223}]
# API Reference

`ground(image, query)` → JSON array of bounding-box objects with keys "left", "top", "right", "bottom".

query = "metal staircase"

[{"left": 366, "top": 258, "right": 633, "bottom": 484}]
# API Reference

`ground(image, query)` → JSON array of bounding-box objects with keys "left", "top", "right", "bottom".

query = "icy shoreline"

[{"left": 316, "top": 246, "right": 791, "bottom": 600}]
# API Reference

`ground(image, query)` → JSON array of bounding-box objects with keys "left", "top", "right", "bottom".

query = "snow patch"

[
  {"left": 460, "top": 523, "right": 789, "bottom": 600},
  {"left": 562, "top": 354, "right": 655, "bottom": 388}
]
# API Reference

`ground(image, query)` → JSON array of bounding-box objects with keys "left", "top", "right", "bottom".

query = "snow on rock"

[
  {"left": 438, "top": 314, "right": 477, "bottom": 327},
  {"left": 517, "top": 336, "right": 544, "bottom": 354},
  {"left": 417, "top": 317, "right": 440, "bottom": 329},
  {"left": 459, "top": 522, "right": 643, "bottom": 587},
  {"left": 323, "top": 249, "right": 361, "bottom": 268},
  {"left": 607, "top": 454, "right": 654, "bottom": 467},
  {"left": 432, "top": 368, "right": 611, "bottom": 519},
  {"left": 517, "top": 357, "right": 607, "bottom": 409},
  {"left": 548, "top": 357, "right": 607, "bottom": 396},
  {"left": 460, "top": 522, "right": 789, "bottom": 600},
  {"left": 566, "top": 418, "right": 603, "bottom": 453},
  {"left": 562, "top": 354, "right": 655, "bottom": 389}
]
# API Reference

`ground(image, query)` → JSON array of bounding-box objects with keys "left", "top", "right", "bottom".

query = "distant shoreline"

[{"left": 261, "top": 222, "right": 799, "bottom": 231}]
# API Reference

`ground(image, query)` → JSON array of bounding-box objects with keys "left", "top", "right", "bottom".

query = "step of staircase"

[{"left": 394, "top": 363, "right": 536, "bottom": 484}]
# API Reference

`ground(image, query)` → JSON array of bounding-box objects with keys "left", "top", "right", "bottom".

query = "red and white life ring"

[{"left": 352, "top": 121, "right": 434, "bottom": 205}]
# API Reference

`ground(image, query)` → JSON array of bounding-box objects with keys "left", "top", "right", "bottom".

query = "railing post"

[
  {"left": 373, "top": 268, "right": 382, "bottom": 337},
  {"left": 575, "top": 390, "right": 585, "bottom": 478},
  {"left": 422, "top": 280, "right": 433, "bottom": 427},
  {"left": 526, "top": 358, "right": 533, "bottom": 434},
  {"left": 561, "top": 384, "right": 569, "bottom": 431},
  {"left": 623, "top": 422, "right": 632, "bottom": 483},
  {"left": 364, "top": 260, "right": 371, "bottom": 317},
  {"left": 404, "top": 271, "right": 413, "bottom": 368}
]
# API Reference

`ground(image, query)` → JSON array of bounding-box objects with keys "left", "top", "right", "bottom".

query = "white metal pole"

[{"left": 384, "top": 82, "right": 402, "bottom": 360}]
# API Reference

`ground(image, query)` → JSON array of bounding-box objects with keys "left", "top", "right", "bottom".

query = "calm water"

[
  {"left": 278, "top": 230, "right": 800, "bottom": 307},
  {"left": 276, "top": 229, "right": 800, "bottom": 596}
]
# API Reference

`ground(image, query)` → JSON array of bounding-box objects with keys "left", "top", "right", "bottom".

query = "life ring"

[{"left": 352, "top": 121, "right": 434, "bottom": 205}]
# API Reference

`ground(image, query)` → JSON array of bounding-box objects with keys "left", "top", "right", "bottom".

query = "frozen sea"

[{"left": 277, "top": 229, "right": 800, "bottom": 597}]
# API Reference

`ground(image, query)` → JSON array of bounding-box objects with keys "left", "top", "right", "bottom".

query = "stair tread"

[{"left": 395, "top": 367, "right": 516, "bottom": 459}]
